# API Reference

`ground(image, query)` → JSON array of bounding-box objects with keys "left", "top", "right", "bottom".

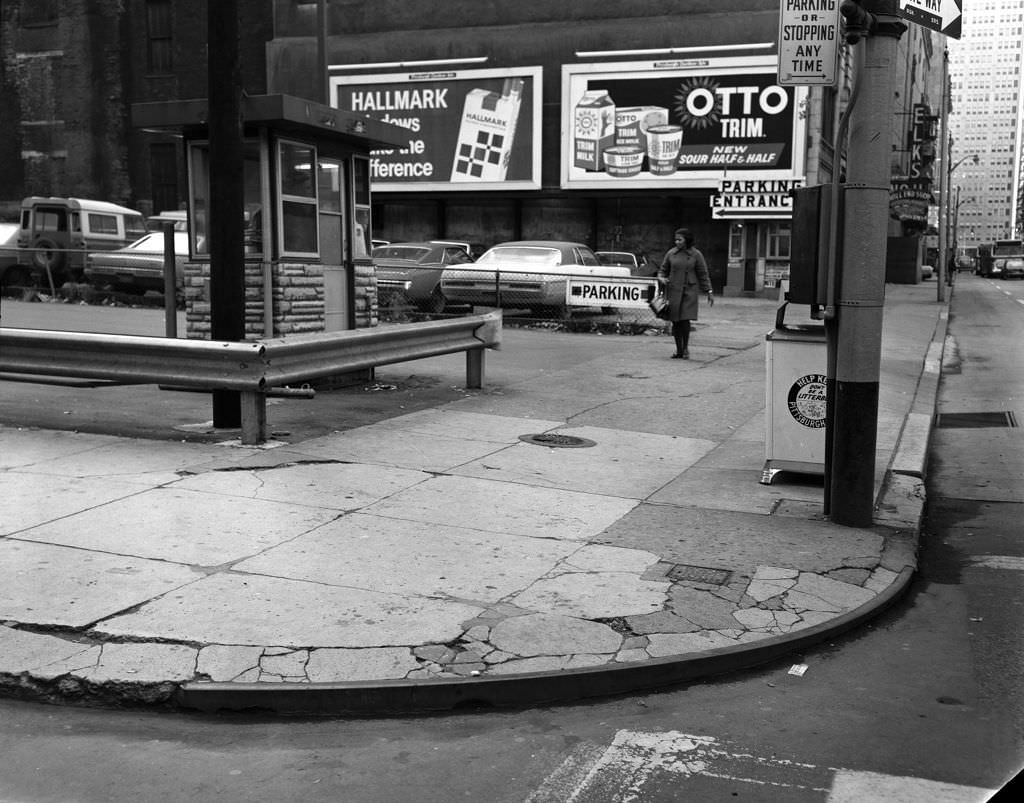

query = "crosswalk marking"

[
  {"left": 527, "top": 730, "right": 998, "bottom": 802},
  {"left": 969, "top": 555, "right": 1024, "bottom": 571},
  {"left": 829, "top": 770, "right": 994, "bottom": 802}
]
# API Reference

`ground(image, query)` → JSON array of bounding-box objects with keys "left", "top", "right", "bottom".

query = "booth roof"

[{"left": 132, "top": 93, "right": 407, "bottom": 151}]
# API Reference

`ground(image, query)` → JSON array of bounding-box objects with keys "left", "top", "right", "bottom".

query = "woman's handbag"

[{"left": 648, "top": 293, "right": 670, "bottom": 319}]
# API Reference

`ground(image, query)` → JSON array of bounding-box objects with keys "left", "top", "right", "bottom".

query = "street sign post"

[
  {"left": 899, "top": 0, "right": 962, "bottom": 39},
  {"left": 778, "top": 0, "right": 841, "bottom": 86}
]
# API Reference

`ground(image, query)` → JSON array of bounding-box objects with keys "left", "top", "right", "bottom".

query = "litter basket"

[{"left": 762, "top": 301, "right": 827, "bottom": 484}]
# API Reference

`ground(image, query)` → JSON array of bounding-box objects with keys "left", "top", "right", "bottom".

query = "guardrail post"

[
  {"left": 466, "top": 348, "right": 484, "bottom": 389},
  {"left": 240, "top": 391, "right": 267, "bottom": 445}
]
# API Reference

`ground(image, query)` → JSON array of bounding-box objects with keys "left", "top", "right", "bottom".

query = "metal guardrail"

[
  {"left": 0, "top": 311, "right": 501, "bottom": 444},
  {"left": 0, "top": 328, "right": 266, "bottom": 390}
]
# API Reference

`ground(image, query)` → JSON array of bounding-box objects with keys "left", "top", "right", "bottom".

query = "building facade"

[{"left": 948, "top": 0, "right": 1024, "bottom": 248}]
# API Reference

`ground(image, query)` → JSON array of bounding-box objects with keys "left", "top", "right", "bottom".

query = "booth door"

[{"left": 319, "top": 158, "right": 350, "bottom": 331}]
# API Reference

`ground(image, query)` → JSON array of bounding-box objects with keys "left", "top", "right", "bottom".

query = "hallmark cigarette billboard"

[
  {"left": 561, "top": 56, "right": 807, "bottom": 190},
  {"left": 330, "top": 67, "right": 542, "bottom": 192}
]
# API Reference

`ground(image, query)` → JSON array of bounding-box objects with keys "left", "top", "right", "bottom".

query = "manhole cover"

[
  {"left": 519, "top": 433, "right": 597, "bottom": 448},
  {"left": 936, "top": 411, "right": 1018, "bottom": 429},
  {"left": 667, "top": 564, "right": 732, "bottom": 585}
]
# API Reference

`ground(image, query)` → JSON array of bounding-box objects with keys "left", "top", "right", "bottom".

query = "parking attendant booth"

[{"left": 132, "top": 94, "right": 406, "bottom": 340}]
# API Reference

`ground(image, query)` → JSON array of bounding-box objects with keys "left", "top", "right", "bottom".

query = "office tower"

[{"left": 948, "top": 0, "right": 1024, "bottom": 246}]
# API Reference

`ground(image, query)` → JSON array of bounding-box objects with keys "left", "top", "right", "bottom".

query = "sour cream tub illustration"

[
  {"left": 646, "top": 124, "right": 683, "bottom": 175},
  {"left": 602, "top": 145, "right": 644, "bottom": 177}
]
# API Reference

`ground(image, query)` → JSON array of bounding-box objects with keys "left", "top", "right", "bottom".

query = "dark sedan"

[
  {"left": 84, "top": 231, "right": 189, "bottom": 294},
  {"left": 372, "top": 241, "right": 475, "bottom": 313}
]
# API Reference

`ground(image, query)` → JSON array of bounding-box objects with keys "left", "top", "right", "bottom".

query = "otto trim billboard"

[
  {"left": 561, "top": 56, "right": 807, "bottom": 190},
  {"left": 330, "top": 66, "right": 542, "bottom": 192}
]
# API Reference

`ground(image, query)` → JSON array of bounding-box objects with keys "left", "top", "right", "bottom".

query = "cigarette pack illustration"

[
  {"left": 573, "top": 90, "right": 616, "bottom": 171},
  {"left": 451, "top": 78, "right": 524, "bottom": 182}
]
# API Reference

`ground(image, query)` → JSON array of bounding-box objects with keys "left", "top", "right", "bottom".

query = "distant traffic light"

[{"left": 839, "top": 0, "right": 876, "bottom": 44}]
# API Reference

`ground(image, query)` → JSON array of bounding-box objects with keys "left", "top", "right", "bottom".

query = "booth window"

[
  {"left": 187, "top": 140, "right": 264, "bottom": 258},
  {"left": 278, "top": 139, "right": 319, "bottom": 258},
  {"left": 352, "top": 155, "right": 372, "bottom": 258}
]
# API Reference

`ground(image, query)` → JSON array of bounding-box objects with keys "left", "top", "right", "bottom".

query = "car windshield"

[
  {"left": 477, "top": 247, "right": 560, "bottom": 265},
  {"left": 373, "top": 246, "right": 431, "bottom": 261}
]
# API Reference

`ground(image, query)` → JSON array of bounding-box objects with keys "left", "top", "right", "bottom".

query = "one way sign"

[{"left": 900, "top": 0, "right": 962, "bottom": 39}]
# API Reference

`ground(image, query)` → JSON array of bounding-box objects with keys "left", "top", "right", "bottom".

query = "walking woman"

[{"left": 657, "top": 228, "right": 714, "bottom": 359}]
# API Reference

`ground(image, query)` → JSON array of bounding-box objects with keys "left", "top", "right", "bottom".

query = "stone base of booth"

[{"left": 183, "top": 260, "right": 379, "bottom": 340}]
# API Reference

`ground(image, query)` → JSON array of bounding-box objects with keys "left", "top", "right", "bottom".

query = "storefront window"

[
  {"left": 766, "top": 222, "right": 791, "bottom": 259},
  {"left": 728, "top": 222, "right": 745, "bottom": 259},
  {"left": 278, "top": 140, "right": 319, "bottom": 257}
]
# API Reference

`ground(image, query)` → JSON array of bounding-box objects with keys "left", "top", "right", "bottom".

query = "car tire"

[{"left": 419, "top": 288, "right": 447, "bottom": 314}]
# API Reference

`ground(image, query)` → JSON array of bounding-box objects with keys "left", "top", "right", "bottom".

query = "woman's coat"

[{"left": 657, "top": 246, "right": 712, "bottom": 321}]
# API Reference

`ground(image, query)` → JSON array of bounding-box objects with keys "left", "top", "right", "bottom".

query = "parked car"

[
  {"left": 920, "top": 263, "right": 934, "bottom": 280},
  {"left": 15, "top": 196, "right": 148, "bottom": 284},
  {"left": 371, "top": 241, "right": 475, "bottom": 313},
  {"left": 0, "top": 222, "right": 24, "bottom": 287},
  {"left": 595, "top": 250, "right": 654, "bottom": 276},
  {"left": 999, "top": 257, "right": 1024, "bottom": 279},
  {"left": 84, "top": 230, "right": 190, "bottom": 294},
  {"left": 439, "top": 240, "right": 631, "bottom": 313}
]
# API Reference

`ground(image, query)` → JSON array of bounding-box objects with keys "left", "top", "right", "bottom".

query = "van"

[{"left": 16, "top": 196, "right": 148, "bottom": 284}]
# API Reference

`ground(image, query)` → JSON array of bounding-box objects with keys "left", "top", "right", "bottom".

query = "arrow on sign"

[{"left": 900, "top": 0, "right": 962, "bottom": 40}]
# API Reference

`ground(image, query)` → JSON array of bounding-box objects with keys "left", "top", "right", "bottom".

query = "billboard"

[
  {"left": 330, "top": 67, "right": 542, "bottom": 192},
  {"left": 561, "top": 56, "right": 807, "bottom": 190}
]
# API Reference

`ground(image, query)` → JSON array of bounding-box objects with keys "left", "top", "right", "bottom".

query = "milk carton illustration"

[
  {"left": 573, "top": 90, "right": 616, "bottom": 171},
  {"left": 451, "top": 78, "right": 524, "bottom": 182}
]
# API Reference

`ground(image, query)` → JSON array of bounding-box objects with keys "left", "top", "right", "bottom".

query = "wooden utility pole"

[{"left": 207, "top": 0, "right": 246, "bottom": 428}]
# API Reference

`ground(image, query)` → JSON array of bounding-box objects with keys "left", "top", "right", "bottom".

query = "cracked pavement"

[{"left": 0, "top": 287, "right": 940, "bottom": 711}]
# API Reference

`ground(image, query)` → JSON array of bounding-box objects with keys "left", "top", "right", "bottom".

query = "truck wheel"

[{"left": 31, "top": 238, "right": 67, "bottom": 282}]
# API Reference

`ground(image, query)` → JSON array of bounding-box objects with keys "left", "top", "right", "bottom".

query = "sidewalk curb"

[
  {"left": 874, "top": 303, "right": 948, "bottom": 532},
  {"left": 174, "top": 566, "right": 916, "bottom": 717}
]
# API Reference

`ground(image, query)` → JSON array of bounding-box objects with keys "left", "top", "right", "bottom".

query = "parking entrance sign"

[{"left": 778, "top": 0, "right": 841, "bottom": 87}]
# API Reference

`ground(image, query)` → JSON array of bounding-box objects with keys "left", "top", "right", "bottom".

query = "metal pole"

[
  {"left": 950, "top": 185, "right": 960, "bottom": 283},
  {"left": 829, "top": 2, "right": 906, "bottom": 527},
  {"left": 937, "top": 49, "right": 950, "bottom": 303},
  {"left": 316, "top": 0, "right": 329, "bottom": 104},
  {"left": 162, "top": 221, "right": 177, "bottom": 338}
]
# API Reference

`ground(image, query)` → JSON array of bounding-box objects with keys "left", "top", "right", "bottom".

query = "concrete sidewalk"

[{"left": 0, "top": 284, "right": 946, "bottom": 715}]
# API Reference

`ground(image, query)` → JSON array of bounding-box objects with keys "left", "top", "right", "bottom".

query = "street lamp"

[
  {"left": 940, "top": 151, "right": 978, "bottom": 288},
  {"left": 951, "top": 188, "right": 975, "bottom": 272}
]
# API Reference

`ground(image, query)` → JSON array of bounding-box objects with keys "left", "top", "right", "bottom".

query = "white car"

[
  {"left": 84, "top": 231, "right": 190, "bottom": 294},
  {"left": 440, "top": 240, "right": 630, "bottom": 313}
]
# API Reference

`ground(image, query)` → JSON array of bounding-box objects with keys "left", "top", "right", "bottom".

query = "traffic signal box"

[
  {"left": 839, "top": 0, "right": 876, "bottom": 44},
  {"left": 788, "top": 184, "right": 844, "bottom": 311}
]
